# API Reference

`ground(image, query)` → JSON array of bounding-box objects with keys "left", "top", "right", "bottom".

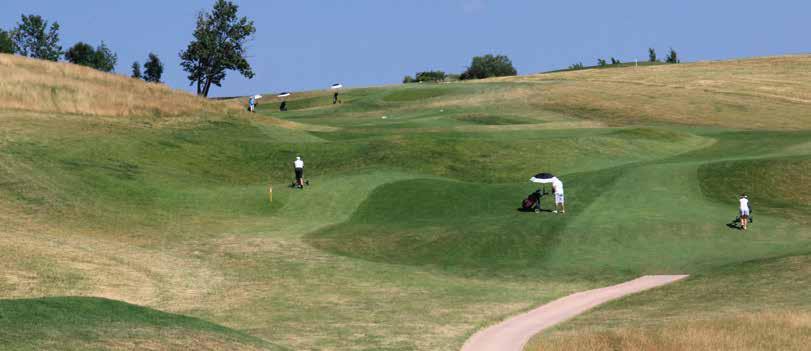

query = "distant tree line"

[
  {"left": 575, "top": 48, "right": 681, "bottom": 71},
  {"left": 403, "top": 54, "right": 517, "bottom": 84}
]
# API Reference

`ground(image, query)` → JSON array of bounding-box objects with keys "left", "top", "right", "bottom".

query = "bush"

[
  {"left": 597, "top": 58, "right": 607, "bottom": 67},
  {"left": 403, "top": 75, "right": 415, "bottom": 84},
  {"left": 568, "top": 62, "right": 584, "bottom": 70},
  {"left": 460, "top": 54, "right": 517, "bottom": 80},
  {"left": 415, "top": 70, "right": 447, "bottom": 82}
]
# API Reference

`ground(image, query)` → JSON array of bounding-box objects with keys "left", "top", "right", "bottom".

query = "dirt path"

[{"left": 460, "top": 275, "right": 689, "bottom": 351}]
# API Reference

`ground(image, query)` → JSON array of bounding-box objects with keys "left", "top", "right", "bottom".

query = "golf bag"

[{"left": 521, "top": 189, "right": 546, "bottom": 210}]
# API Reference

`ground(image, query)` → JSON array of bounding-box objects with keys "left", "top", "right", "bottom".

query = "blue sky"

[{"left": 2, "top": 0, "right": 809, "bottom": 97}]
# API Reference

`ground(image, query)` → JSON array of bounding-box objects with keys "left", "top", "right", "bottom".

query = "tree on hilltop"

[
  {"left": 65, "top": 41, "right": 117, "bottom": 72},
  {"left": 597, "top": 58, "right": 607, "bottom": 67},
  {"left": 180, "top": 0, "right": 256, "bottom": 97},
  {"left": 0, "top": 29, "right": 14, "bottom": 54},
  {"left": 131, "top": 61, "right": 142, "bottom": 79},
  {"left": 143, "top": 53, "right": 164, "bottom": 83},
  {"left": 648, "top": 48, "right": 658, "bottom": 62},
  {"left": 11, "top": 14, "right": 62, "bottom": 61},
  {"left": 460, "top": 54, "right": 517, "bottom": 80},
  {"left": 665, "top": 47, "right": 680, "bottom": 64}
]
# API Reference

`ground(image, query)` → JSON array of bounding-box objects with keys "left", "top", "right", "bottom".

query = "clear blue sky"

[{"left": 2, "top": 0, "right": 809, "bottom": 97}]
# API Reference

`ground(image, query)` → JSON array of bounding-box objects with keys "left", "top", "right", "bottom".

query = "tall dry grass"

[
  {"left": 0, "top": 54, "right": 242, "bottom": 117},
  {"left": 493, "top": 55, "right": 811, "bottom": 130},
  {"left": 532, "top": 311, "right": 811, "bottom": 351}
]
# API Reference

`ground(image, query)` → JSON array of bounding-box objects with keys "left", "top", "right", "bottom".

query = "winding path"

[{"left": 460, "top": 275, "right": 689, "bottom": 351}]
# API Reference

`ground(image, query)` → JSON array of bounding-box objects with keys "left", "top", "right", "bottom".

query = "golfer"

[
  {"left": 739, "top": 193, "right": 750, "bottom": 230},
  {"left": 294, "top": 156, "right": 304, "bottom": 189},
  {"left": 552, "top": 178, "right": 565, "bottom": 214},
  {"left": 248, "top": 96, "right": 256, "bottom": 112}
]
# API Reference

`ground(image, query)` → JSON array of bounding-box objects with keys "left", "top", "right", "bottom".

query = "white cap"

[{"left": 296, "top": 156, "right": 301, "bottom": 160}]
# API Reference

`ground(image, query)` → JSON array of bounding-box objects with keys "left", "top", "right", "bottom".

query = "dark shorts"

[{"left": 295, "top": 168, "right": 303, "bottom": 179}]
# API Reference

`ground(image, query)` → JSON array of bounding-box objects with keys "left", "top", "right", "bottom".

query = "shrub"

[{"left": 460, "top": 54, "right": 517, "bottom": 80}]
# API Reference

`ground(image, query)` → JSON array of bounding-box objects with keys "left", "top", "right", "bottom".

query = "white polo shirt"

[
  {"left": 739, "top": 198, "right": 749, "bottom": 211},
  {"left": 553, "top": 180, "right": 564, "bottom": 195},
  {"left": 294, "top": 159, "right": 304, "bottom": 169}
]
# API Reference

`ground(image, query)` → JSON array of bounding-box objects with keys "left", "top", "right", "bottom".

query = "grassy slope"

[
  {"left": 0, "top": 297, "right": 284, "bottom": 351},
  {"left": 0, "top": 55, "right": 810, "bottom": 350}
]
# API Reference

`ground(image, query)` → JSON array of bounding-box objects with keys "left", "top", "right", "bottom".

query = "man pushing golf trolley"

[{"left": 522, "top": 172, "right": 565, "bottom": 214}]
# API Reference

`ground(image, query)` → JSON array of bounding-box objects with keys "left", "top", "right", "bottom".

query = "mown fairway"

[{"left": 1, "top": 54, "right": 809, "bottom": 350}]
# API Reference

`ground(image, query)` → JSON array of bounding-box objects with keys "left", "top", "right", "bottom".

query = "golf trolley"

[
  {"left": 290, "top": 179, "right": 310, "bottom": 189},
  {"left": 521, "top": 187, "right": 549, "bottom": 213}
]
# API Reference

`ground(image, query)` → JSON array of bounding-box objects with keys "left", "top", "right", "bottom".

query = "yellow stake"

[{"left": 268, "top": 183, "right": 273, "bottom": 203}]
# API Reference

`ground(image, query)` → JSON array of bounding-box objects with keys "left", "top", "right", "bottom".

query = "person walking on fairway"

[
  {"left": 739, "top": 193, "right": 750, "bottom": 230},
  {"left": 248, "top": 96, "right": 256, "bottom": 112},
  {"left": 552, "top": 178, "right": 565, "bottom": 214},
  {"left": 294, "top": 156, "right": 304, "bottom": 189}
]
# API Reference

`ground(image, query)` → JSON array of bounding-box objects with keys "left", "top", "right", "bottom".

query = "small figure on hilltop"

[
  {"left": 553, "top": 178, "right": 565, "bottom": 214},
  {"left": 333, "top": 91, "right": 339, "bottom": 104},
  {"left": 248, "top": 96, "right": 256, "bottom": 112},
  {"left": 738, "top": 193, "right": 750, "bottom": 230},
  {"left": 294, "top": 156, "right": 304, "bottom": 189}
]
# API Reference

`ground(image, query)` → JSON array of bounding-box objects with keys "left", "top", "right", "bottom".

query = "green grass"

[
  {"left": 2, "top": 56, "right": 811, "bottom": 350},
  {"left": 0, "top": 297, "right": 283, "bottom": 350}
]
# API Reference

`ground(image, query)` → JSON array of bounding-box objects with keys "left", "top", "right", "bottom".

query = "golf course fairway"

[{"left": 1, "top": 53, "right": 810, "bottom": 350}]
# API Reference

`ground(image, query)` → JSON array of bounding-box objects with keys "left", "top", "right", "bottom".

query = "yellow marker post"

[{"left": 268, "top": 183, "right": 273, "bottom": 203}]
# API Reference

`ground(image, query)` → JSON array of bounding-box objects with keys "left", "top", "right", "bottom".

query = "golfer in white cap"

[{"left": 294, "top": 156, "right": 304, "bottom": 189}]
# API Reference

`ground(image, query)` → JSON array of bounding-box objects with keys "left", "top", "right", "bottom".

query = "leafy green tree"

[
  {"left": 131, "top": 61, "right": 142, "bottom": 79},
  {"left": 665, "top": 47, "right": 680, "bottom": 64},
  {"left": 0, "top": 29, "right": 14, "bottom": 54},
  {"left": 460, "top": 54, "right": 517, "bottom": 80},
  {"left": 403, "top": 75, "right": 415, "bottom": 84},
  {"left": 568, "top": 62, "right": 584, "bottom": 70},
  {"left": 597, "top": 58, "right": 607, "bottom": 66},
  {"left": 610, "top": 57, "right": 621, "bottom": 65},
  {"left": 180, "top": 0, "right": 256, "bottom": 97},
  {"left": 65, "top": 42, "right": 95, "bottom": 66},
  {"left": 93, "top": 42, "right": 117, "bottom": 72},
  {"left": 415, "top": 70, "right": 447, "bottom": 82},
  {"left": 11, "top": 14, "right": 62, "bottom": 61},
  {"left": 143, "top": 53, "right": 163, "bottom": 83},
  {"left": 65, "top": 41, "right": 117, "bottom": 72},
  {"left": 648, "top": 48, "right": 657, "bottom": 62}
]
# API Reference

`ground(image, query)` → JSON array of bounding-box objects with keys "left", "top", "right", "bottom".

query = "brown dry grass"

[
  {"left": 491, "top": 55, "right": 811, "bottom": 130},
  {"left": 532, "top": 311, "right": 811, "bottom": 351},
  {"left": 0, "top": 54, "right": 242, "bottom": 117}
]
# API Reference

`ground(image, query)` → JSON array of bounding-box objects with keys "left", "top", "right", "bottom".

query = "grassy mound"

[
  {"left": 0, "top": 54, "right": 240, "bottom": 117},
  {"left": 0, "top": 297, "right": 283, "bottom": 350}
]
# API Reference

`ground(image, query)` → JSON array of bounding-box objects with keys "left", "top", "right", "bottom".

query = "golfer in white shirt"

[
  {"left": 739, "top": 194, "right": 750, "bottom": 230},
  {"left": 552, "top": 179, "right": 565, "bottom": 214},
  {"left": 294, "top": 156, "right": 304, "bottom": 189}
]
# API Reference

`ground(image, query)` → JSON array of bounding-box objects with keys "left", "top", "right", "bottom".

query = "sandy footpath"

[{"left": 461, "top": 275, "right": 689, "bottom": 351}]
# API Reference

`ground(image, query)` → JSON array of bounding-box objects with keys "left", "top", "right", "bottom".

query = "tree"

[
  {"left": 665, "top": 47, "right": 680, "bottom": 64},
  {"left": 65, "top": 42, "right": 95, "bottom": 66},
  {"left": 143, "top": 53, "right": 163, "bottom": 83},
  {"left": 610, "top": 57, "right": 621, "bottom": 65},
  {"left": 93, "top": 42, "right": 117, "bottom": 72},
  {"left": 403, "top": 75, "right": 415, "bottom": 84},
  {"left": 180, "top": 0, "right": 256, "bottom": 97},
  {"left": 648, "top": 48, "right": 657, "bottom": 62},
  {"left": 131, "top": 61, "right": 142, "bottom": 79},
  {"left": 597, "top": 58, "right": 607, "bottom": 67},
  {"left": 0, "top": 29, "right": 13, "bottom": 54},
  {"left": 568, "top": 62, "right": 584, "bottom": 70},
  {"left": 415, "top": 70, "right": 447, "bottom": 82},
  {"left": 65, "top": 41, "right": 117, "bottom": 72},
  {"left": 460, "top": 54, "right": 517, "bottom": 80},
  {"left": 11, "top": 14, "right": 62, "bottom": 61}
]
